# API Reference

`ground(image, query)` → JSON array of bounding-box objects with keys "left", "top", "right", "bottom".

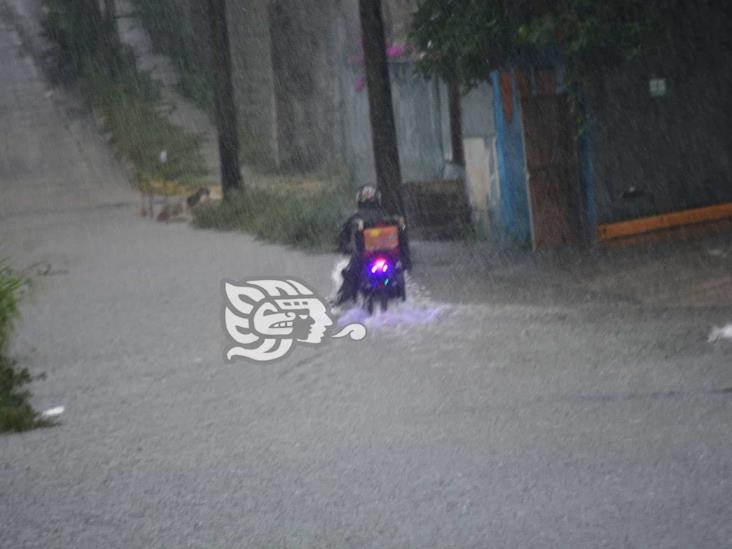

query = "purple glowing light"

[{"left": 369, "top": 258, "right": 390, "bottom": 275}]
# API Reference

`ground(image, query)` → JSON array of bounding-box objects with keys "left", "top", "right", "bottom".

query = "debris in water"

[
  {"left": 708, "top": 324, "right": 732, "bottom": 342},
  {"left": 40, "top": 406, "right": 65, "bottom": 419}
]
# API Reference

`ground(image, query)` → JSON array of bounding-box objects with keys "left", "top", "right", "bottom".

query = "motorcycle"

[{"left": 357, "top": 219, "right": 407, "bottom": 314}]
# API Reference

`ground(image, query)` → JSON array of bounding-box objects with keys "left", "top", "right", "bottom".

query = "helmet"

[{"left": 356, "top": 185, "right": 381, "bottom": 206}]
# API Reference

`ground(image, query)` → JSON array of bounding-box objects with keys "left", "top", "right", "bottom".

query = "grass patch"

[
  {"left": 0, "top": 264, "right": 21, "bottom": 353},
  {"left": 0, "top": 263, "right": 47, "bottom": 433},
  {"left": 193, "top": 184, "right": 351, "bottom": 251},
  {"left": 82, "top": 66, "right": 207, "bottom": 188}
]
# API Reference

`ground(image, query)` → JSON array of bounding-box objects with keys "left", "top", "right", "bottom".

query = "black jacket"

[{"left": 338, "top": 205, "right": 387, "bottom": 254}]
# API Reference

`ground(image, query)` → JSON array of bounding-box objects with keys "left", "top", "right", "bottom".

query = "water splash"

[
  {"left": 334, "top": 273, "right": 449, "bottom": 332},
  {"left": 709, "top": 324, "right": 732, "bottom": 342},
  {"left": 330, "top": 257, "right": 351, "bottom": 299}
]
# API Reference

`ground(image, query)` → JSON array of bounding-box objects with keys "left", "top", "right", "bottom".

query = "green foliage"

[
  {"left": 410, "top": 0, "right": 671, "bottom": 90},
  {"left": 516, "top": 1, "right": 662, "bottom": 70},
  {"left": 83, "top": 66, "right": 207, "bottom": 186},
  {"left": 0, "top": 356, "right": 49, "bottom": 433},
  {"left": 409, "top": 0, "right": 688, "bottom": 128},
  {"left": 0, "top": 263, "right": 46, "bottom": 433},
  {"left": 0, "top": 262, "right": 22, "bottom": 353},
  {"left": 410, "top": 0, "right": 512, "bottom": 87},
  {"left": 193, "top": 185, "right": 351, "bottom": 251},
  {"left": 41, "top": 0, "right": 119, "bottom": 83}
]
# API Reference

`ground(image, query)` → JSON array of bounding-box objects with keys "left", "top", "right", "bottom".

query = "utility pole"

[
  {"left": 207, "top": 0, "right": 243, "bottom": 196},
  {"left": 358, "top": 0, "right": 404, "bottom": 217}
]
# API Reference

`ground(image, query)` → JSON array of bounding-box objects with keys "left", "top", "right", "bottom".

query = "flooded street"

[{"left": 1, "top": 1, "right": 731, "bottom": 547}]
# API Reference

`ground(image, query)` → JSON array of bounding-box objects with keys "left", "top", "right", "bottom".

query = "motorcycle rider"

[{"left": 333, "top": 185, "right": 410, "bottom": 306}]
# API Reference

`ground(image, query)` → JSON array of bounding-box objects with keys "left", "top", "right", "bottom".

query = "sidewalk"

[{"left": 413, "top": 220, "right": 732, "bottom": 310}]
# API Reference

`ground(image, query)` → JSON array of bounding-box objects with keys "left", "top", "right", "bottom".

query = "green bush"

[
  {"left": 0, "top": 263, "right": 46, "bottom": 433},
  {"left": 0, "top": 263, "right": 21, "bottom": 353},
  {"left": 193, "top": 185, "right": 351, "bottom": 251},
  {"left": 0, "top": 356, "right": 45, "bottom": 433}
]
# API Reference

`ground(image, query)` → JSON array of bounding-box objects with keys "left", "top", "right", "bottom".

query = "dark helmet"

[{"left": 356, "top": 185, "right": 381, "bottom": 207}]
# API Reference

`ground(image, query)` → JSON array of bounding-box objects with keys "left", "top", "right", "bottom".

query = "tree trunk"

[
  {"left": 448, "top": 79, "right": 464, "bottom": 166},
  {"left": 207, "top": 0, "right": 243, "bottom": 196},
  {"left": 358, "top": 0, "right": 404, "bottom": 217}
]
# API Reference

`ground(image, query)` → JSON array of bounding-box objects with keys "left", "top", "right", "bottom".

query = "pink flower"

[{"left": 386, "top": 44, "right": 407, "bottom": 58}]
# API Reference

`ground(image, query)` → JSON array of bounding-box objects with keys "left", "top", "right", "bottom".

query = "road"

[{"left": 1, "top": 5, "right": 731, "bottom": 548}]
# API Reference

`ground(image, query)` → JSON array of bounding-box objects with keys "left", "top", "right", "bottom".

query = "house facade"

[{"left": 475, "top": 4, "right": 732, "bottom": 249}]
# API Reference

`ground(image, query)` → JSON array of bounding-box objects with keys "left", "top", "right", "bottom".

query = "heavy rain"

[{"left": 1, "top": 0, "right": 731, "bottom": 547}]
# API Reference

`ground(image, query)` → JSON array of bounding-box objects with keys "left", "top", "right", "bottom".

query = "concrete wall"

[
  {"left": 132, "top": 0, "right": 280, "bottom": 167},
  {"left": 267, "top": 0, "right": 346, "bottom": 171},
  {"left": 129, "top": 0, "right": 208, "bottom": 70},
  {"left": 381, "top": 0, "right": 419, "bottom": 43},
  {"left": 184, "top": 3, "right": 210, "bottom": 72},
  {"left": 461, "top": 82, "right": 495, "bottom": 139},
  {"left": 134, "top": 0, "right": 448, "bottom": 184},
  {"left": 340, "top": 62, "right": 447, "bottom": 185},
  {"left": 391, "top": 63, "right": 445, "bottom": 182},
  {"left": 461, "top": 82, "right": 498, "bottom": 237},
  {"left": 301, "top": 0, "right": 444, "bottom": 184},
  {"left": 585, "top": 5, "right": 732, "bottom": 224},
  {"left": 227, "top": 0, "right": 279, "bottom": 167}
]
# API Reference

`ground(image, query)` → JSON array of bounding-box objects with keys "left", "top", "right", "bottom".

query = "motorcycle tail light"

[{"left": 369, "top": 257, "right": 390, "bottom": 274}]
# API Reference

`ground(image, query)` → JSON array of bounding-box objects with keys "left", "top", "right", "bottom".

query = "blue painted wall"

[{"left": 490, "top": 71, "right": 532, "bottom": 246}]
